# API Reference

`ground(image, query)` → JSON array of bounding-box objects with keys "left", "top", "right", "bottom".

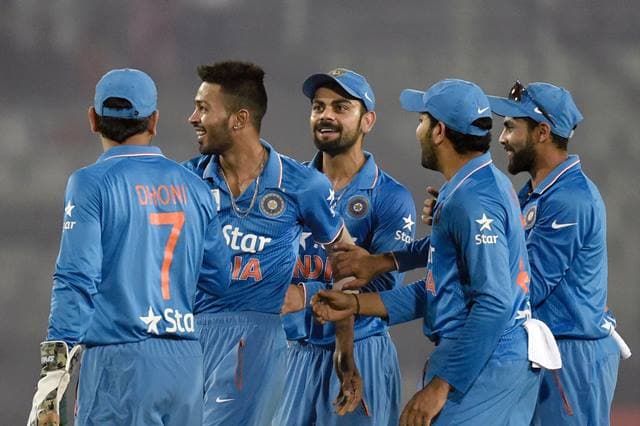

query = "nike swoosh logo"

[
  {"left": 551, "top": 220, "right": 577, "bottom": 229},
  {"left": 364, "top": 92, "right": 373, "bottom": 103},
  {"left": 215, "top": 397, "right": 235, "bottom": 403},
  {"left": 477, "top": 106, "right": 489, "bottom": 114}
]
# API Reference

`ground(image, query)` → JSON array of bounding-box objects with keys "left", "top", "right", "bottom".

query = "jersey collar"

[
  {"left": 525, "top": 154, "right": 581, "bottom": 197},
  {"left": 438, "top": 152, "right": 493, "bottom": 201},
  {"left": 97, "top": 145, "right": 164, "bottom": 162},
  {"left": 309, "top": 150, "right": 379, "bottom": 190}
]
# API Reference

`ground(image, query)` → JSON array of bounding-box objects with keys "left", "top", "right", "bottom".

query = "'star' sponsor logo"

[
  {"left": 139, "top": 306, "right": 195, "bottom": 335},
  {"left": 474, "top": 213, "right": 498, "bottom": 245},
  {"left": 222, "top": 224, "right": 272, "bottom": 253},
  {"left": 395, "top": 214, "right": 414, "bottom": 244},
  {"left": 63, "top": 200, "right": 76, "bottom": 230}
]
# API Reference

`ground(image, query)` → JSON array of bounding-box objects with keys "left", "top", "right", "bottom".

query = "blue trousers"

[
  {"left": 76, "top": 338, "right": 203, "bottom": 426},
  {"left": 532, "top": 335, "right": 619, "bottom": 426},
  {"left": 423, "top": 328, "right": 541, "bottom": 425},
  {"left": 198, "top": 311, "right": 287, "bottom": 426},
  {"left": 274, "top": 333, "right": 401, "bottom": 426}
]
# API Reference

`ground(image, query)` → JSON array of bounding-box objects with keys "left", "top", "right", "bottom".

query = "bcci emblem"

[
  {"left": 347, "top": 196, "right": 369, "bottom": 219},
  {"left": 524, "top": 204, "right": 537, "bottom": 230},
  {"left": 329, "top": 68, "right": 346, "bottom": 77},
  {"left": 260, "top": 192, "right": 285, "bottom": 218}
]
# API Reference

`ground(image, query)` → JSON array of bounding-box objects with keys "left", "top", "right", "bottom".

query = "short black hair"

[
  {"left": 95, "top": 98, "right": 151, "bottom": 143},
  {"left": 426, "top": 112, "right": 492, "bottom": 154},
  {"left": 523, "top": 117, "right": 569, "bottom": 150},
  {"left": 197, "top": 61, "right": 267, "bottom": 130}
]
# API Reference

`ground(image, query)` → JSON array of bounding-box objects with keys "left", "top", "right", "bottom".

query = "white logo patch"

[
  {"left": 139, "top": 306, "right": 195, "bottom": 335},
  {"left": 222, "top": 224, "right": 272, "bottom": 253},
  {"left": 402, "top": 214, "right": 415, "bottom": 231},
  {"left": 63, "top": 200, "right": 77, "bottom": 230},
  {"left": 551, "top": 220, "right": 577, "bottom": 230},
  {"left": 474, "top": 213, "right": 498, "bottom": 245}
]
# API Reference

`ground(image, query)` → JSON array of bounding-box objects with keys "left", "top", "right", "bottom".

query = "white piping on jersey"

[
  {"left": 104, "top": 153, "right": 165, "bottom": 160},
  {"left": 450, "top": 159, "right": 493, "bottom": 196},
  {"left": 276, "top": 153, "right": 283, "bottom": 188},
  {"left": 537, "top": 158, "right": 580, "bottom": 194},
  {"left": 368, "top": 165, "right": 379, "bottom": 189}
]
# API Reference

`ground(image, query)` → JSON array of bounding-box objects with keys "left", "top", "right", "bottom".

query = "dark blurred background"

[{"left": 2, "top": 1, "right": 638, "bottom": 424}]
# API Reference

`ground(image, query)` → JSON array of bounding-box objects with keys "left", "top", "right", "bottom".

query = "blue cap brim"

[
  {"left": 399, "top": 89, "right": 427, "bottom": 112},
  {"left": 302, "top": 74, "right": 362, "bottom": 102},
  {"left": 488, "top": 96, "right": 532, "bottom": 118}
]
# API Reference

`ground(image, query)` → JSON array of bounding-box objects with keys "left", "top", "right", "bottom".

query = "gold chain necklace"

[{"left": 220, "top": 149, "right": 267, "bottom": 218}]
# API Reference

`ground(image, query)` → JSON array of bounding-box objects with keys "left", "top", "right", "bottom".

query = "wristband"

[{"left": 352, "top": 293, "right": 360, "bottom": 316}]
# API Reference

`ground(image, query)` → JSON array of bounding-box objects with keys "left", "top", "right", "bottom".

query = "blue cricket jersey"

[
  {"left": 285, "top": 152, "right": 416, "bottom": 345},
  {"left": 183, "top": 140, "right": 344, "bottom": 314},
  {"left": 48, "top": 145, "right": 231, "bottom": 347},
  {"left": 519, "top": 155, "right": 612, "bottom": 339},
  {"left": 380, "top": 153, "right": 532, "bottom": 395}
]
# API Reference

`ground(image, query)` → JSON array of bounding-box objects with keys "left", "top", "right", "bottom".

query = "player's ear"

[
  {"left": 88, "top": 106, "right": 99, "bottom": 133},
  {"left": 147, "top": 111, "right": 159, "bottom": 136},
  {"left": 360, "top": 110, "right": 376, "bottom": 135},
  {"left": 536, "top": 121, "right": 552, "bottom": 144},
  {"left": 432, "top": 121, "right": 446, "bottom": 145},
  {"left": 231, "top": 109, "right": 250, "bottom": 131}
]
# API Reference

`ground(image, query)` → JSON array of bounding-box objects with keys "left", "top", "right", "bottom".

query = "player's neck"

[
  {"left": 219, "top": 138, "right": 267, "bottom": 196},
  {"left": 530, "top": 149, "right": 568, "bottom": 189},
  {"left": 101, "top": 135, "right": 150, "bottom": 151},
  {"left": 322, "top": 148, "right": 366, "bottom": 192},
  {"left": 441, "top": 150, "right": 484, "bottom": 181}
]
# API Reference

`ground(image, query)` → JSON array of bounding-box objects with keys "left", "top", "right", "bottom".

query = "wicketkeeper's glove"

[{"left": 27, "top": 341, "right": 83, "bottom": 426}]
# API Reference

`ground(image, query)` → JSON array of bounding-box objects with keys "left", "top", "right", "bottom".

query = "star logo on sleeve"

[
  {"left": 475, "top": 213, "right": 494, "bottom": 231},
  {"left": 139, "top": 306, "right": 162, "bottom": 334},
  {"left": 402, "top": 214, "right": 415, "bottom": 231},
  {"left": 64, "top": 201, "right": 75, "bottom": 217}
]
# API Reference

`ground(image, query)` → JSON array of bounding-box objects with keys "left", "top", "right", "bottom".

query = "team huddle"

[{"left": 27, "top": 61, "right": 629, "bottom": 426}]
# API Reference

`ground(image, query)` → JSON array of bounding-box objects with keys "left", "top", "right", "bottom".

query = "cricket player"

[
  {"left": 275, "top": 68, "right": 416, "bottom": 425},
  {"left": 28, "top": 68, "right": 231, "bottom": 425},
  {"left": 313, "top": 79, "right": 542, "bottom": 425},
  {"left": 183, "top": 61, "right": 359, "bottom": 425},
  {"left": 489, "top": 81, "right": 622, "bottom": 425}
]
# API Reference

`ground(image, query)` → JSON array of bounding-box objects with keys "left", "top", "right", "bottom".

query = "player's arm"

[
  {"left": 313, "top": 281, "right": 426, "bottom": 325},
  {"left": 526, "top": 196, "right": 586, "bottom": 307},
  {"left": 296, "top": 171, "right": 362, "bottom": 413},
  {"left": 29, "top": 171, "right": 102, "bottom": 425},
  {"left": 197, "top": 211, "right": 232, "bottom": 297},
  {"left": 329, "top": 235, "right": 430, "bottom": 290}
]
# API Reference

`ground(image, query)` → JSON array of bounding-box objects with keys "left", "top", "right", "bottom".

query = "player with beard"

[
  {"left": 182, "top": 61, "right": 361, "bottom": 425},
  {"left": 275, "top": 68, "right": 415, "bottom": 425},
  {"left": 489, "top": 81, "right": 625, "bottom": 425},
  {"left": 313, "top": 79, "right": 542, "bottom": 425}
]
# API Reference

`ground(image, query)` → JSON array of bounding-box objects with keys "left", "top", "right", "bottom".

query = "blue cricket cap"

[
  {"left": 489, "top": 82, "right": 583, "bottom": 139},
  {"left": 400, "top": 79, "right": 491, "bottom": 136},
  {"left": 94, "top": 68, "right": 157, "bottom": 118},
  {"left": 302, "top": 68, "right": 375, "bottom": 111}
]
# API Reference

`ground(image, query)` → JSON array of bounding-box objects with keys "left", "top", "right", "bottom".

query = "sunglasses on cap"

[{"left": 508, "top": 80, "right": 556, "bottom": 126}]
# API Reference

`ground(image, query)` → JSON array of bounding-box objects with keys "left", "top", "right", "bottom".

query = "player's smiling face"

[
  {"left": 499, "top": 117, "right": 537, "bottom": 175},
  {"left": 189, "top": 82, "right": 233, "bottom": 155},
  {"left": 310, "top": 86, "right": 369, "bottom": 156}
]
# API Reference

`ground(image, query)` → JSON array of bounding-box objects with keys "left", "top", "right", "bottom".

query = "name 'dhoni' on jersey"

[{"left": 474, "top": 213, "right": 498, "bottom": 245}]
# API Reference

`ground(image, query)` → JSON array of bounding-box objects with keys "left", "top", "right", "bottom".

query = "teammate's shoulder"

[
  {"left": 278, "top": 153, "right": 328, "bottom": 189},
  {"left": 181, "top": 154, "right": 211, "bottom": 174}
]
